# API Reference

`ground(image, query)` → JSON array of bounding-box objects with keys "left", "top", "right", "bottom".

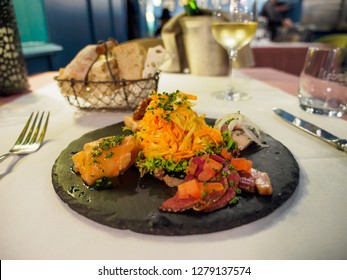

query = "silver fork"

[{"left": 0, "top": 112, "right": 50, "bottom": 164}]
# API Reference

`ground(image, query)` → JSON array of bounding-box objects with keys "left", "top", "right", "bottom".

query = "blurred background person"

[
  {"left": 155, "top": 8, "right": 172, "bottom": 37},
  {"left": 261, "top": 0, "right": 294, "bottom": 41}
]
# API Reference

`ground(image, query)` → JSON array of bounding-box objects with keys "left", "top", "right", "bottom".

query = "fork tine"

[
  {"left": 14, "top": 112, "right": 34, "bottom": 145},
  {"left": 36, "top": 112, "right": 50, "bottom": 144},
  {"left": 23, "top": 112, "right": 39, "bottom": 144},
  {"left": 29, "top": 112, "right": 45, "bottom": 144}
]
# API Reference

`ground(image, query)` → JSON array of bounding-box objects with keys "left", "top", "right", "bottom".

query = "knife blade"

[{"left": 273, "top": 108, "right": 347, "bottom": 153}]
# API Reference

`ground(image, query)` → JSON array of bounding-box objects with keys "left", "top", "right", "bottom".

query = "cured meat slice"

[
  {"left": 203, "top": 186, "right": 236, "bottom": 212},
  {"left": 251, "top": 168, "right": 273, "bottom": 195},
  {"left": 238, "top": 170, "right": 256, "bottom": 193},
  {"left": 160, "top": 154, "right": 273, "bottom": 213},
  {"left": 163, "top": 175, "right": 184, "bottom": 187},
  {"left": 160, "top": 155, "right": 238, "bottom": 212},
  {"left": 159, "top": 194, "right": 200, "bottom": 212},
  {"left": 192, "top": 177, "right": 229, "bottom": 211}
]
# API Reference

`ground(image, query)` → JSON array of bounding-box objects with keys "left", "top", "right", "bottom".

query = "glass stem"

[{"left": 227, "top": 49, "right": 237, "bottom": 93}]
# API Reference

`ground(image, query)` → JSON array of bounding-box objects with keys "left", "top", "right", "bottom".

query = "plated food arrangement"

[{"left": 52, "top": 90, "right": 299, "bottom": 235}]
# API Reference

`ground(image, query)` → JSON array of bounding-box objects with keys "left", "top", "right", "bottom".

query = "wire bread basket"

[
  {"left": 55, "top": 72, "right": 159, "bottom": 111},
  {"left": 54, "top": 40, "right": 160, "bottom": 111}
]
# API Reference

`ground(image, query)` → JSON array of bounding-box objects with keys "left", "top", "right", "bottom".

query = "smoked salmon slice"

[{"left": 72, "top": 135, "right": 140, "bottom": 186}]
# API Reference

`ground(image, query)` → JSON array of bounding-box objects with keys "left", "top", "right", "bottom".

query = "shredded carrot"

[{"left": 136, "top": 91, "right": 223, "bottom": 162}]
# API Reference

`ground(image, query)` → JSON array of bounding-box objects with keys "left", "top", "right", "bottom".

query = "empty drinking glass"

[{"left": 298, "top": 47, "right": 347, "bottom": 117}]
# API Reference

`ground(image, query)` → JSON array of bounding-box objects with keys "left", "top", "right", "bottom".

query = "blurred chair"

[{"left": 315, "top": 34, "right": 347, "bottom": 48}]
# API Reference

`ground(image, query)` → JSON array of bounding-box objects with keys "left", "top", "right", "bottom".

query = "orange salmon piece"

[{"left": 72, "top": 135, "right": 140, "bottom": 186}]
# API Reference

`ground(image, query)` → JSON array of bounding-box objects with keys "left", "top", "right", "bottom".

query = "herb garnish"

[{"left": 91, "top": 135, "right": 125, "bottom": 163}]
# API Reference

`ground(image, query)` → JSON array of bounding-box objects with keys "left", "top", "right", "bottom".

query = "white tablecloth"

[{"left": 1, "top": 71, "right": 346, "bottom": 260}]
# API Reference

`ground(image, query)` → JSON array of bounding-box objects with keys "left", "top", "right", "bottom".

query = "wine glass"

[{"left": 211, "top": 0, "right": 257, "bottom": 101}]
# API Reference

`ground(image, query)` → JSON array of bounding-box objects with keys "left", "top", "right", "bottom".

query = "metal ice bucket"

[{"left": 179, "top": 16, "right": 229, "bottom": 76}]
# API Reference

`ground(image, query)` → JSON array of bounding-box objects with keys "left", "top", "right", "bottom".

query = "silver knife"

[{"left": 273, "top": 108, "right": 347, "bottom": 153}]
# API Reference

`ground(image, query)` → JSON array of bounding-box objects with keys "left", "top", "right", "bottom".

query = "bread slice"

[
  {"left": 88, "top": 55, "right": 119, "bottom": 82},
  {"left": 112, "top": 42, "right": 147, "bottom": 80},
  {"left": 58, "top": 39, "right": 118, "bottom": 81},
  {"left": 58, "top": 45, "right": 98, "bottom": 80}
]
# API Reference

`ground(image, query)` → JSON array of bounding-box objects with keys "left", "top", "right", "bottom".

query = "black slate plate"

[{"left": 52, "top": 121, "right": 299, "bottom": 236}]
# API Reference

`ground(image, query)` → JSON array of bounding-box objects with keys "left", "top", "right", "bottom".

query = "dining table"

[{"left": 1, "top": 67, "right": 346, "bottom": 261}]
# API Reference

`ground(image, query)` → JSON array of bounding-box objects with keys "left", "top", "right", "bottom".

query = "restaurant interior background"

[{"left": 12, "top": 0, "right": 347, "bottom": 75}]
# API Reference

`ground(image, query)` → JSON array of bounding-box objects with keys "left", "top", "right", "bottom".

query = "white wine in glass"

[{"left": 211, "top": 0, "right": 257, "bottom": 101}]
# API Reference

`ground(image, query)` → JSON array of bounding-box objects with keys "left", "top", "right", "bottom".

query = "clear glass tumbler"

[{"left": 298, "top": 47, "right": 347, "bottom": 117}]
